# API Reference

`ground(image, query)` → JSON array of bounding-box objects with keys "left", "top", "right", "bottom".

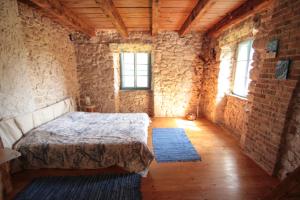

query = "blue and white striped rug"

[
  {"left": 15, "top": 173, "right": 141, "bottom": 200},
  {"left": 152, "top": 128, "right": 201, "bottom": 162}
]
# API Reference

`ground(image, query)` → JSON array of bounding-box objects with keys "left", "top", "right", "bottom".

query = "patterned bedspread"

[{"left": 14, "top": 112, "right": 154, "bottom": 173}]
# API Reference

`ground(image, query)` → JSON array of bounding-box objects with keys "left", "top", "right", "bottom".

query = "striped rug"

[
  {"left": 15, "top": 173, "right": 141, "bottom": 200},
  {"left": 152, "top": 128, "right": 201, "bottom": 162}
]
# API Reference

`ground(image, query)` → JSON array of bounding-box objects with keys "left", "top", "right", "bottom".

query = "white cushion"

[
  {"left": 15, "top": 113, "right": 34, "bottom": 134},
  {"left": 64, "top": 98, "right": 71, "bottom": 112},
  {"left": 65, "top": 98, "right": 76, "bottom": 112},
  {"left": 0, "top": 119, "right": 23, "bottom": 148},
  {"left": 33, "top": 106, "right": 54, "bottom": 127},
  {"left": 70, "top": 98, "right": 76, "bottom": 112},
  {"left": 52, "top": 101, "right": 68, "bottom": 118}
]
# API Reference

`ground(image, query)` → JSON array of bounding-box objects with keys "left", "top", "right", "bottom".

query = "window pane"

[
  {"left": 136, "top": 76, "right": 148, "bottom": 88},
  {"left": 137, "top": 70, "right": 148, "bottom": 76},
  {"left": 122, "top": 64, "right": 134, "bottom": 75},
  {"left": 233, "top": 61, "right": 248, "bottom": 96},
  {"left": 123, "top": 53, "right": 134, "bottom": 64},
  {"left": 137, "top": 64, "right": 148, "bottom": 76},
  {"left": 122, "top": 76, "right": 134, "bottom": 88},
  {"left": 137, "top": 64, "right": 148, "bottom": 71},
  {"left": 136, "top": 53, "right": 149, "bottom": 64},
  {"left": 237, "top": 41, "right": 251, "bottom": 61}
]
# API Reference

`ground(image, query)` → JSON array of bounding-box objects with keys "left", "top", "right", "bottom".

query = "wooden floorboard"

[{"left": 8, "top": 117, "right": 279, "bottom": 200}]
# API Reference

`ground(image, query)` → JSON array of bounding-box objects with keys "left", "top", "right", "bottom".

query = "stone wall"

[
  {"left": 74, "top": 31, "right": 203, "bottom": 117},
  {"left": 0, "top": 0, "right": 79, "bottom": 119},
  {"left": 200, "top": 17, "right": 255, "bottom": 138},
  {"left": 19, "top": 3, "right": 79, "bottom": 109},
  {"left": 223, "top": 95, "right": 247, "bottom": 140},
  {"left": 119, "top": 90, "right": 153, "bottom": 114},
  {"left": 153, "top": 32, "right": 203, "bottom": 117},
  {"left": 75, "top": 42, "right": 116, "bottom": 112},
  {"left": 74, "top": 31, "right": 153, "bottom": 113},
  {"left": 0, "top": 0, "right": 35, "bottom": 119}
]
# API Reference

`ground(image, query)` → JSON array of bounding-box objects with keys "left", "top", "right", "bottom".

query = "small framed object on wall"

[
  {"left": 275, "top": 59, "right": 290, "bottom": 80},
  {"left": 266, "top": 39, "right": 279, "bottom": 58}
]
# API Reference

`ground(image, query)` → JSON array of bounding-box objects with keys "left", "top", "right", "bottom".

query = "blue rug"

[
  {"left": 15, "top": 174, "right": 141, "bottom": 200},
  {"left": 152, "top": 128, "right": 201, "bottom": 162}
]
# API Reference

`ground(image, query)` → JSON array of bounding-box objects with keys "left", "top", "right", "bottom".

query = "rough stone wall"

[
  {"left": 0, "top": 0, "right": 79, "bottom": 119},
  {"left": 19, "top": 3, "right": 79, "bottom": 109},
  {"left": 75, "top": 43, "right": 115, "bottom": 112},
  {"left": 0, "top": 0, "right": 35, "bottom": 119},
  {"left": 119, "top": 90, "right": 153, "bottom": 114},
  {"left": 223, "top": 95, "right": 247, "bottom": 140},
  {"left": 153, "top": 32, "right": 203, "bottom": 117},
  {"left": 74, "top": 31, "right": 203, "bottom": 117},
  {"left": 200, "top": 18, "right": 255, "bottom": 136},
  {"left": 74, "top": 31, "right": 152, "bottom": 113},
  {"left": 199, "top": 37, "right": 219, "bottom": 122}
]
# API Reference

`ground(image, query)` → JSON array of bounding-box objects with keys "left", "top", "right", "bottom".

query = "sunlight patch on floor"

[{"left": 175, "top": 119, "right": 201, "bottom": 131}]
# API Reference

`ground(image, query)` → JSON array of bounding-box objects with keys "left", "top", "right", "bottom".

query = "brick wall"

[
  {"left": 278, "top": 85, "right": 300, "bottom": 179},
  {"left": 202, "top": 0, "right": 300, "bottom": 177},
  {"left": 244, "top": 0, "right": 300, "bottom": 175}
]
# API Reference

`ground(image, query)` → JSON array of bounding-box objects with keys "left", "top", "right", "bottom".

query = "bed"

[
  {"left": 0, "top": 98, "right": 154, "bottom": 175},
  {"left": 14, "top": 112, "right": 154, "bottom": 173}
]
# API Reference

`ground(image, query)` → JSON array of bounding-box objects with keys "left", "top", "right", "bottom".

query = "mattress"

[{"left": 14, "top": 112, "right": 154, "bottom": 173}]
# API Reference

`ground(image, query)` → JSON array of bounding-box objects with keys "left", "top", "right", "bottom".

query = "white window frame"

[{"left": 120, "top": 52, "right": 151, "bottom": 90}]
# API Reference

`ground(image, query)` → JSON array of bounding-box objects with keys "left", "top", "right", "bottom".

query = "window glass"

[
  {"left": 120, "top": 52, "right": 151, "bottom": 89},
  {"left": 233, "top": 40, "right": 254, "bottom": 97}
]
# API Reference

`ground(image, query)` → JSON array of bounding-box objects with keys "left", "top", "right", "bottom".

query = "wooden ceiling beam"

[
  {"left": 29, "top": 0, "right": 95, "bottom": 36},
  {"left": 179, "top": 0, "right": 213, "bottom": 36},
  {"left": 206, "top": 0, "right": 271, "bottom": 37},
  {"left": 95, "top": 0, "right": 128, "bottom": 38},
  {"left": 152, "top": 0, "right": 159, "bottom": 36}
]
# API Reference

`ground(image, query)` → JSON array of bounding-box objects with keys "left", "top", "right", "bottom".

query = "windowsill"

[
  {"left": 120, "top": 88, "right": 152, "bottom": 91},
  {"left": 227, "top": 93, "right": 248, "bottom": 101}
]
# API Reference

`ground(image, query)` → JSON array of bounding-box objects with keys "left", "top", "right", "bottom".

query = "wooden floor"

[{"left": 8, "top": 118, "right": 279, "bottom": 200}]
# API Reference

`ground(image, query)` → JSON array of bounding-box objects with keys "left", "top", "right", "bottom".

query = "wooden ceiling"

[{"left": 27, "top": 0, "right": 270, "bottom": 37}]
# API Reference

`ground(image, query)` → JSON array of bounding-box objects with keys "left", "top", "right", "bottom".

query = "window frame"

[
  {"left": 231, "top": 39, "right": 254, "bottom": 98},
  {"left": 120, "top": 52, "right": 152, "bottom": 90}
]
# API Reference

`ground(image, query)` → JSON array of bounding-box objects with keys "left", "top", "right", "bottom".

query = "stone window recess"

[
  {"left": 120, "top": 52, "right": 151, "bottom": 90},
  {"left": 232, "top": 39, "right": 254, "bottom": 97}
]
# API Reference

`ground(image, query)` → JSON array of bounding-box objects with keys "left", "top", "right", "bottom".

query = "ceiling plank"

[
  {"left": 179, "top": 0, "right": 213, "bottom": 36},
  {"left": 152, "top": 0, "right": 159, "bottom": 35},
  {"left": 95, "top": 0, "right": 128, "bottom": 37},
  {"left": 29, "top": 0, "right": 95, "bottom": 36},
  {"left": 206, "top": 0, "right": 271, "bottom": 37}
]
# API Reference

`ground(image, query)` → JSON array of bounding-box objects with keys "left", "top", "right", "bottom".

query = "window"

[
  {"left": 120, "top": 52, "right": 151, "bottom": 90},
  {"left": 232, "top": 40, "right": 254, "bottom": 97}
]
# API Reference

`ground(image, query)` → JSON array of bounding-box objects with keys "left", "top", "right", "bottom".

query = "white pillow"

[
  {"left": 15, "top": 113, "right": 34, "bottom": 134},
  {"left": 0, "top": 119, "right": 23, "bottom": 148}
]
